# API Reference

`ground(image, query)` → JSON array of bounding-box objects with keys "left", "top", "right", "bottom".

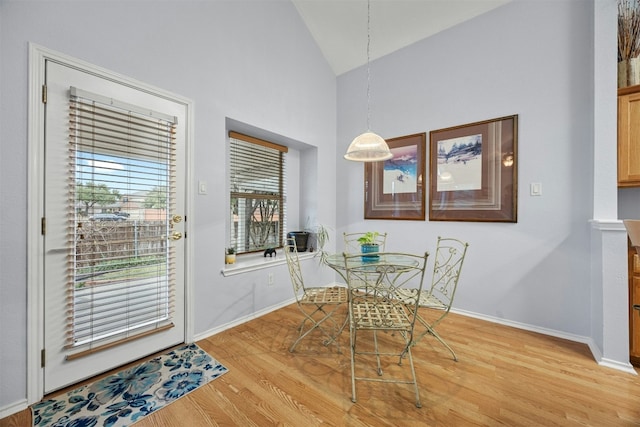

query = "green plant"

[
  {"left": 314, "top": 224, "right": 330, "bottom": 265},
  {"left": 226, "top": 247, "right": 235, "bottom": 255},
  {"left": 357, "top": 231, "right": 380, "bottom": 246}
]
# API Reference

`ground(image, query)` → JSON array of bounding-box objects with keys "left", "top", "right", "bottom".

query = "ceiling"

[{"left": 291, "top": 0, "right": 511, "bottom": 75}]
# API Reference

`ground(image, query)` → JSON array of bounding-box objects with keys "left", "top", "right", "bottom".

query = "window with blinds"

[
  {"left": 229, "top": 131, "right": 287, "bottom": 254},
  {"left": 68, "top": 87, "right": 177, "bottom": 353}
]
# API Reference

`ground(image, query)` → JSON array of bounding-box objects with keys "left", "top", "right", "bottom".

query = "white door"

[{"left": 43, "top": 60, "right": 187, "bottom": 393}]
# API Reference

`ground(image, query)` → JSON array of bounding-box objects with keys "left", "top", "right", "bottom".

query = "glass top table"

[{"left": 325, "top": 253, "right": 420, "bottom": 273}]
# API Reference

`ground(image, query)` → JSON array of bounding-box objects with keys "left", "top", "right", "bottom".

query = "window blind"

[
  {"left": 229, "top": 131, "right": 287, "bottom": 254},
  {"left": 67, "top": 87, "right": 177, "bottom": 354}
]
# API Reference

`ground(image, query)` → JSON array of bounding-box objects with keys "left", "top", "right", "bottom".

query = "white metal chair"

[
  {"left": 397, "top": 237, "right": 469, "bottom": 361},
  {"left": 343, "top": 251, "right": 429, "bottom": 408},
  {"left": 343, "top": 231, "right": 387, "bottom": 254},
  {"left": 284, "top": 240, "right": 348, "bottom": 352}
]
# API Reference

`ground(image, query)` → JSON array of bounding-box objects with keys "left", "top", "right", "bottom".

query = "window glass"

[{"left": 229, "top": 133, "right": 287, "bottom": 254}]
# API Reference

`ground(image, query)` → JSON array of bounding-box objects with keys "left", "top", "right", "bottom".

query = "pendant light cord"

[{"left": 366, "top": 0, "right": 372, "bottom": 131}]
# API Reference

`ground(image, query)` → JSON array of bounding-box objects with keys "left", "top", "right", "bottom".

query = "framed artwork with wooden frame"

[
  {"left": 364, "top": 132, "right": 426, "bottom": 220},
  {"left": 428, "top": 115, "right": 518, "bottom": 222}
]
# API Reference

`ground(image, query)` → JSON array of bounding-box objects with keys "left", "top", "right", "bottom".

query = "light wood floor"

[{"left": 3, "top": 304, "right": 640, "bottom": 426}]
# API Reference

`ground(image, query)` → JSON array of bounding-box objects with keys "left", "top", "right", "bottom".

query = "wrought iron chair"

[
  {"left": 343, "top": 251, "right": 429, "bottom": 408},
  {"left": 343, "top": 231, "right": 388, "bottom": 253},
  {"left": 397, "top": 237, "right": 469, "bottom": 361},
  {"left": 284, "top": 240, "right": 348, "bottom": 352}
]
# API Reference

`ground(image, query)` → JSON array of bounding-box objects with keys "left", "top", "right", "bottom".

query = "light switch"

[
  {"left": 530, "top": 182, "right": 542, "bottom": 196},
  {"left": 198, "top": 180, "right": 207, "bottom": 195}
]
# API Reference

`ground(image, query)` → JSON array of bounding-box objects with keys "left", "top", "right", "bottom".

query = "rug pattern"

[{"left": 32, "top": 343, "right": 228, "bottom": 427}]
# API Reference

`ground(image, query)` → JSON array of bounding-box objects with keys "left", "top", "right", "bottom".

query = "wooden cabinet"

[
  {"left": 628, "top": 242, "right": 640, "bottom": 365},
  {"left": 618, "top": 85, "right": 640, "bottom": 187}
]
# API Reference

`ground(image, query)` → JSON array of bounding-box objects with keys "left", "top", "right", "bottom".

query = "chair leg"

[
  {"left": 349, "top": 320, "right": 357, "bottom": 403},
  {"left": 373, "top": 330, "right": 382, "bottom": 376},
  {"left": 404, "top": 344, "right": 422, "bottom": 408},
  {"left": 289, "top": 305, "right": 345, "bottom": 352},
  {"left": 423, "top": 322, "right": 457, "bottom": 362},
  {"left": 412, "top": 312, "right": 458, "bottom": 362}
]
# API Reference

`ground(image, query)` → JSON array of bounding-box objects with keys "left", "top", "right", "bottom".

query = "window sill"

[{"left": 221, "top": 251, "right": 316, "bottom": 276}]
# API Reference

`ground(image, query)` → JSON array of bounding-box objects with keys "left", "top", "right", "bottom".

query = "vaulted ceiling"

[{"left": 291, "top": 0, "right": 511, "bottom": 75}]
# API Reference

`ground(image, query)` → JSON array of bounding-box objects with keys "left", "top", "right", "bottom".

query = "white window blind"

[
  {"left": 229, "top": 131, "right": 287, "bottom": 254},
  {"left": 67, "top": 87, "right": 177, "bottom": 355}
]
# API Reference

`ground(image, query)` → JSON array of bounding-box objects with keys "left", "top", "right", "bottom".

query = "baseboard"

[
  {"left": 193, "top": 282, "right": 351, "bottom": 342},
  {"left": 596, "top": 354, "right": 638, "bottom": 375},
  {"left": 451, "top": 307, "right": 636, "bottom": 374},
  {"left": 193, "top": 297, "right": 296, "bottom": 342},
  {"left": 0, "top": 398, "right": 28, "bottom": 419},
  {"left": 452, "top": 308, "right": 592, "bottom": 344}
]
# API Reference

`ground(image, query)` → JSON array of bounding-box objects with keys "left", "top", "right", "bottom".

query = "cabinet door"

[
  {"left": 618, "top": 90, "right": 640, "bottom": 186},
  {"left": 631, "top": 253, "right": 640, "bottom": 362}
]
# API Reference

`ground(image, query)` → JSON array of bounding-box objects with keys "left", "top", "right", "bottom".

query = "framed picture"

[
  {"left": 364, "top": 133, "right": 426, "bottom": 220},
  {"left": 428, "top": 115, "right": 518, "bottom": 222}
]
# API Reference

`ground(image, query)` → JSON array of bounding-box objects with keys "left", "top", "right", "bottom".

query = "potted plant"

[
  {"left": 225, "top": 247, "right": 236, "bottom": 265},
  {"left": 357, "top": 231, "right": 380, "bottom": 262},
  {"left": 313, "top": 224, "right": 330, "bottom": 265}
]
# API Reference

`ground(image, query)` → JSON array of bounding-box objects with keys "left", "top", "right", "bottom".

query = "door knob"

[{"left": 171, "top": 232, "right": 182, "bottom": 241}]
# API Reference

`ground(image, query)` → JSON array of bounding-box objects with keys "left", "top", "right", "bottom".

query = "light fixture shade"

[{"left": 344, "top": 131, "right": 393, "bottom": 162}]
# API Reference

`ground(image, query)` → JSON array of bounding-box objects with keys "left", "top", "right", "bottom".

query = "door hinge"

[
  {"left": 41, "top": 349, "right": 46, "bottom": 368},
  {"left": 42, "top": 84, "right": 47, "bottom": 104},
  {"left": 41, "top": 217, "right": 46, "bottom": 235},
  {"left": 184, "top": 231, "right": 187, "bottom": 239}
]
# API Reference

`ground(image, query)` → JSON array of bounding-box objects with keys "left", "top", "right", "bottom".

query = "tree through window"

[{"left": 229, "top": 132, "right": 287, "bottom": 254}]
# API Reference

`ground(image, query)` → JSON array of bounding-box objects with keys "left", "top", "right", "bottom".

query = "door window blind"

[
  {"left": 67, "top": 87, "right": 177, "bottom": 354},
  {"left": 229, "top": 131, "right": 287, "bottom": 254}
]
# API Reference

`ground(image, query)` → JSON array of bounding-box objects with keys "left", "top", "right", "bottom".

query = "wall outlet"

[{"left": 268, "top": 273, "right": 274, "bottom": 286}]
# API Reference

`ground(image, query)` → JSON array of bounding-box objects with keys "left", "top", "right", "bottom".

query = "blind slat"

[
  {"left": 229, "top": 134, "right": 286, "bottom": 254},
  {"left": 67, "top": 88, "right": 177, "bottom": 351}
]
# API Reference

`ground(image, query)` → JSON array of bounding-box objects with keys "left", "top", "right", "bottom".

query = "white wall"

[
  {"left": 0, "top": 0, "right": 337, "bottom": 412},
  {"left": 337, "top": 1, "right": 603, "bottom": 336}
]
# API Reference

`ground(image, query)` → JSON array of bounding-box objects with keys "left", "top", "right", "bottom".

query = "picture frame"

[
  {"left": 428, "top": 115, "right": 518, "bottom": 222},
  {"left": 364, "top": 132, "right": 426, "bottom": 220}
]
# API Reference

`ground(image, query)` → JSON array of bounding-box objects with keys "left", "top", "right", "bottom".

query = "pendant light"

[{"left": 344, "top": 0, "right": 393, "bottom": 162}]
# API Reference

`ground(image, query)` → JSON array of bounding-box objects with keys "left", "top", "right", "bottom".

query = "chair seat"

[
  {"left": 395, "top": 289, "right": 447, "bottom": 310},
  {"left": 302, "top": 286, "right": 348, "bottom": 305},
  {"left": 351, "top": 298, "right": 412, "bottom": 329}
]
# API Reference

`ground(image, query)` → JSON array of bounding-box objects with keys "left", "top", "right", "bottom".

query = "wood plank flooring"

[{"left": 2, "top": 304, "right": 640, "bottom": 426}]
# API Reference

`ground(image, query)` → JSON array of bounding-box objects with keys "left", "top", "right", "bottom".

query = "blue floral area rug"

[{"left": 31, "top": 343, "right": 228, "bottom": 427}]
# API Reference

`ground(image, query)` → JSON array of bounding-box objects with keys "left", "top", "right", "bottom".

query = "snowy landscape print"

[
  {"left": 437, "top": 133, "right": 482, "bottom": 192},
  {"left": 383, "top": 144, "right": 418, "bottom": 195}
]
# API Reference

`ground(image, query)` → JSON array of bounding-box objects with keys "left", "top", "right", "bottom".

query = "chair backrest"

[
  {"left": 342, "top": 251, "right": 429, "bottom": 329},
  {"left": 284, "top": 240, "right": 306, "bottom": 298},
  {"left": 343, "top": 231, "right": 388, "bottom": 254},
  {"left": 425, "top": 237, "right": 469, "bottom": 312}
]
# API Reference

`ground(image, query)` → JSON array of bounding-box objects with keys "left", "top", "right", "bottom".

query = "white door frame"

[{"left": 26, "top": 43, "right": 195, "bottom": 404}]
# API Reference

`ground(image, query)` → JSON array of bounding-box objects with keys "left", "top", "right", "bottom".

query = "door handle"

[
  {"left": 633, "top": 304, "right": 640, "bottom": 312},
  {"left": 171, "top": 232, "right": 182, "bottom": 241}
]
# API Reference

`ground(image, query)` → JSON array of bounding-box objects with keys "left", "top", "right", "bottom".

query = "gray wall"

[
  {"left": 0, "top": 0, "right": 627, "bottom": 415},
  {"left": 0, "top": 0, "right": 337, "bottom": 410},
  {"left": 337, "top": 1, "right": 596, "bottom": 333}
]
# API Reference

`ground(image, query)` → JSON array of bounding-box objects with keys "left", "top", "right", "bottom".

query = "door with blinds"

[{"left": 43, "top": 60, "right": 187, "bottom": 393}]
